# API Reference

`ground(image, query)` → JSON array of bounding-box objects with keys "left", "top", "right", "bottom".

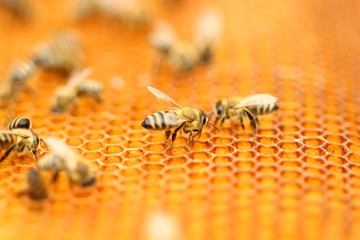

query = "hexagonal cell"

[
  {"left": 326, "top": 164, "right": 348, "bottom": 174},
  {"left": 348, "top": 134, "right": 360, "bottom": 144},
  {"left": 255, "top": 136, "right": 278, "bottom": 145},
  {"left": 164, "top": 168, "right": 187, "bottom": 176},
  {"left": 123, "top": 159, "right": 142, "bottom": 167},
  {"left": 102, "top": 135, "right": 126, "bottom": 145},
  {"left": 257, "top": 129, "right": 278, "bottom": 136},
  {"left": 165, "top": 156, "right": 188, "bottom": 166},
  {"left": 102, "top": 145, "right": 124, "bottom": 154},
  {"left": 188, "top": 172, "right": 209, "bottom": 181},
  {"left": 233, "top": 151, "right": 256, "bottom": 160},
  {"left": 188, "top": 152, "right": 212, "bottom": 161},
  {"left": 143, "top": 143, "right": 167, "bottom": 153},
  {"left": 255, "top": 145, "right": 279, "bottom": 155},
  {"left": 280, "top": 170, "right": 302, "bottom": 180},
  {"left": 323, "top": 143, "right": 347, "bottom": 156},
  {"left": 256, "top": 166, "right": 277, "bottom": 175},
  {"left": 301, "top": 121, "right": 321, "bottom": 129},
  {"left": 301, "top": 146, "right": 325, "bottom": 157},
  {"left": 347, "top": 143, "right": 360, "bottom": 155},
  {"left": 106, "top": 127, "right": 127, "bottom": 136},
  {"left": 101, "top": 156, "right": 123, "bottom": 164},
  {"left": 82, "top": 141, "right": 103, "bottom": 151},
  {"left": 304, "top": 176, "right": 324, "bottom": 187},
  {"left": 121, "top": 149, "right": 145, "bottom": 158},
  {"left": 212, "top": 156, "right": 232, "bottom": 165},
  {"left": 278, "top": 141, "right": 303, "bottom": 151},
  {"left": 279, "top": 160, "right": 302, "bottom": 169},
  {"left": 143, "top": 153, "right": 166, "bottom": 163},
  {"left": 279, "top": 115, "right": 299, "bottom": 124},
  {"left": 120, "top": 168, "right": 142, "bottom": 177},
  {"left": 210, "top": 175, "right": 232, "bottom": 186},
  {"left": 277, "top": 133, "right": 301, "bottom": 141},
  {"left": 303, "top": 166, "right": 325, "bottom": 177},
  {"left": 65, "top": 137, "right": 84, "bottom": 147},
  {"left": 211, "top": 166, "right": 233, "bottom": 175},
  {"left": 187, "top": 162, "right": 210, "bottom": 171},
  {"left": 188, "top": 141, "right": 212, "bottom": 151},
  {"left": 142, "top": 163, "right": 164, "bottom": 172},
  {"left": 278, "top": 124, "right": 301, "bottom": 133},
  {"left": 303, "top": 137, "right": 324, "bottom": 147},
  {"left": 347, "top": 153, "right": 360, "bottom": 164},
  {"left": 234, "top": 140, "right": 256, "bottom": 151},
  {"left": 211, "top": 146, "right": 235, "bottom": 155},
  {"left": 325, "top": 155, "right": 347, "bottom": 165},
  {"left": 300, "top": 129, "right": 323, "bottom": 137},
  {"left": 83, "top": 132, "right": 106, "bottom": 141},
  {"left": 210, "top": 136, "right": 235, "bottom": 146},
  {"left": 302, "top": 156, "right": 326, "bottom": 167},
  {"left": 65, "top": 128, "right": 84, "bottom": 137},
  {"left": 123, "top": 139, "right": 146, "bottom": 148},
  {"left": 255, "top": 175, "right": 278, "bottom": 189},
  {"left": 255, "top": 155, "right": 278, "bottom": 164},
  {"left": 166, "top": 146, "right": 189, "bottom": 156},
  {"left": 323, "top": 134, "right": 347, "bottom": 144},
  {"left": 83, "top": 151, "right": 103, "bottom": 160},
  {"left": 234, "top": 160, "right": 255, "bottom": 170}
]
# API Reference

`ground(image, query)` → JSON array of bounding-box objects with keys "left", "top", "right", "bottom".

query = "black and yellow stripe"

[
  {"left": 7, "top": 117, "right": 32, "bottom": 130},
  {"left": 249, "top": 102, "right": 279, "bottom": 115},
  {"left": 141, "top": 110, "right": 177, "bottom": 130}
]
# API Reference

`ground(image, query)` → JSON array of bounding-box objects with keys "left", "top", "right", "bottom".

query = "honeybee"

[
  {"left": 212, "top": 94, "right": 279, "bottom": 130},
  {"left": 149, "top": 10, "right": 221, "bottom": 72},
  {"left": 141, "top": 86, "right": 218, "bottom": 145},
  {"left": 25, "top": 167, "right": 47, "bottom": 200},
  {"left": 0, "top": 116, "right": 47, "bottom": 162},
  {"left": 75, "top": 0, "right": 150, "bottom": 26},
  {"left": 51, "top": 68, "right": 102, "bottom": 112},
  {"left": 38, "top": 137, "right": 96, "bottom": 186},
  {"left": 31, "top": 32, "right": 83, "bottom": 75},
  {"left": 0, "top": 59, "right": 38, "bottom": 106}
]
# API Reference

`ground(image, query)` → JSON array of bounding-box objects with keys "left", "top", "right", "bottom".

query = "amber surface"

[{"left": 0, "top": 0, "right": 360, "bottom": 240}]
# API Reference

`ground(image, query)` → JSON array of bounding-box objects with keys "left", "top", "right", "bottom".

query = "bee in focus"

[
  {"left": 75, "top": 0, "right": 150, "bottom": 26},
  {"left": 0, "top": 116, "right": 47, "bottom": 162},
  {"left": 37, "top": 137, "right": 96, "bottom": 187},
  {"left": 211, "top": 94, "right": 279, "bottom": 131},
  {"left": 0, "top": 59, "right": 38, "bottom": 107},
  {"left": 51, "top": 68, "right": 103, "bottom": 112},
  {"left": 149, "top": 10, "right": 221, "bottom": 72},
  {"left": 31, "top": 32, "right": 83, "bottom": 75},
  {"left": 141, "top": 86, "right": 218, "bottom": 145},
  {"left": 25, "top": 167, "right": 47, "bottom": 200},
  {"left": 0, "top": 0, "right": 32, "bottom": 20}
]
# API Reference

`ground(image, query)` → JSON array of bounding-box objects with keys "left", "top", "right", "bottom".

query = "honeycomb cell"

[
  {"left": 210, "top": 137, "right": 235, "bottom": 146},
  {"left": 256, "top": 136, "right": 278, "bottom": 145},
  {"left": 326, "top": 155, "right": 347, "bottom": 165},
  {"left": 187, "top": 162, "right": 210, "bottom": 171},
  {"left": 278, "top": 124, "right": 301, "bottom": 133},
  {"left": 301, "top": 146, "right": 326, "bottom": 157},
  {"left": 234, "top": 140, "right": 256, "bottom": 151},
  {"left": 143, "top": 153, "right": 166, "bottom": 163},
  {"left": 83, "top": 151, "right": 103, "bottom": 160},
  {"left": 211, "top": 166, "right": 233, "bottom": 175},
  {"left": 143, "top": 143, "right": 167, "bottom": 153},
  {"left": 323, "top": 134, "right": 347, "bottom": 144},
  {"left": 278, "top": 141, "right": 303, "bottom": 151},
  {"left": 234, "top": 160, "right": 255, "bottom": 170},
  {"left": 324, "top": 143, "right": 347, "bottom": 156},
  {"left": 103, "top": 145, "right": 124, "bottom": 154},
  {"left": 188, "top": 152, "right": 212, "bottom": 161},
  {"left": 123, "top": 140, "right": 146, "bottom": 148},
  {"left": 256, "top": 145, "right": 280, "bottom": 155},
  {"left": 122, "top": 149, "right": 145, "bottom": 158},
  {"left": 189, "top": 142, "right": 212, "bottom": 151},
  {"left": 300, "top": 130, "right": 323, "bottom": 137},
  {"left": 82, "top": 141, "right": 103, "bottom": 151},
  {"left": 303, "top": 137, "right": 325, "bottom": 147},
  {"left": 255, "top": 156, "right": 278, "bottom": 164},
  {"left": 66, "top": 137, "right": 84, "bottom": 147},
  {"left": 212, "top": 156, "right": 232, "bottom": 165},
  {"left": 279, "top": 160, "right": 302, "bottom": 169},
  {"left": 347, "top": 153, "right": 360, "bottom": 164},
  {"left": 166, "top": 146, "right": 189, "bottom": 156},
  {"left": 211, "top": 146, "right": 235, "bottom": 155},
  {"left": 101, "top": 156, "right": 123, "bottom": 164}
]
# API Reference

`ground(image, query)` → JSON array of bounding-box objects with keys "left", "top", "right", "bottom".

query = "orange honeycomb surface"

[{"left": 1, "top": 0, "right": 360, "bottom": 240}]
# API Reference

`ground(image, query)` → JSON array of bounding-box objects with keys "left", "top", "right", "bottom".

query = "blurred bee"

[
  {"left": 75, "top": 0, "right": 150, "bottom": 26},
  {"left": 212, "top": 94, "right": 279, "bottom": 131},
  {"left": 38, "top": 137, "right": 96, "bottom": 186},
  {"left": 31, "top": 32, "right": 83, "bottom": 75},
  {"left": 141, "top": 86, "right": 218, "bottom": 145},
  {"left": 0, "top": 59, "right": 37, "bottom": 107},
  {"left": 149, "top": 10, "right": 221, "bottom": 72},
  {"left": 51, "top": 68, "right": 103, "bottom": 112},
  {"left": 25, "top": 167, "right": 47, "bottom": 200},
  {"left": 0, "top": 0, "right": 32, "bottom": 20}
]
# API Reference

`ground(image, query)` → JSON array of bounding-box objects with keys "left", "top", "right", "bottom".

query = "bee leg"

[
  {"left": 244, "top": 109, "right": 258, "bottom": 132},
  {"left": 170, "top": 122, "right": 186, "bottom": 146},
  {"left": 240, "top": 114, "right": 245, "bottom": 132},
  {"left": 214, "top": 117, "right": 219, "bottom": 125},
  {"left": 52, "top": 171, "right": 60, "bottom": 183},
  {"left": 220, "top": 118, "right": 226, "bottom": 128},
  {"left": 0, "top": 144, "right": 16, "bottom": 163},
  {"left": 164, "top": 130, "right": 171, "bottom": 143}
]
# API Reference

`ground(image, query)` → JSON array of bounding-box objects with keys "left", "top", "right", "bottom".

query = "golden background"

[{"left": 0, "top": 0, "right": 360, "bottom": 239}]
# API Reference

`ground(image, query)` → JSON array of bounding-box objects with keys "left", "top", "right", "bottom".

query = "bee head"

[{"left": 215, "top": 101, "right": 225, "bottom": 117}]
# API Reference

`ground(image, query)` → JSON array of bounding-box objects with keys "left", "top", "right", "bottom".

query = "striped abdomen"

[
  {"left": 7, "top": 117, "right": 32, "bottom": 130},
  {"left": 37, "top": 154, "right": 65, "bottom": 172},
  {"left": 8, "top": 60, "right": 37, "bottom": 85},
  {"left": 0, "top": 133, "right": 17, "bottom": 149},
  {"left": 27, "top": 168, "right": 47, "bottom": 200},
  {"left": 141, "top": 110, "right": 181, "bottom": 130},
  {"left": 76, "top": 80, "right": 103, "bottom": 100},
  {"left": 248, "top": 103, "right": 279, "bottom": 115}
]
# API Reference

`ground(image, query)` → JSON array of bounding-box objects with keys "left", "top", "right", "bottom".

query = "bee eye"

[
  {"left": 216, "top": 105, "right": 223, "bottom": 115},
  {"left": 201, "top": 115, "right": 207, "bottom": 125}
]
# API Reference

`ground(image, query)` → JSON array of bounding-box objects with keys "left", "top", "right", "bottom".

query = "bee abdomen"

[
  {"left": 37, "top": 154, "right": 65, "bottom": 172},
  {"left": 0, "top": 133, "right": 15, "bottom": 147},
  {"left": 7, "top": 117, "right": 32, "bottom": 130},
  {"left": 27, "top": 168, "right": 47, "bottom": 200},
  {"left": 76, "top": 80, "right": 103, "bottom": 99},
  {"left": 141, "top": 111, "right": 171, "bottom": 130},
  {"left": 251, "top": 103, "right": 279, "bottom": 115}
]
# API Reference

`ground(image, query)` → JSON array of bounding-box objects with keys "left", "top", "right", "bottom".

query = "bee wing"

[
  {"left": 147, "top": 86, "right": 182, "bottom": 109},
  {"left": 234, "top": 94, "right": 278, "bottom": 109},
  {"left": 194, "top": 9, "right": 222, "bottom": 47},
  {"left": 46, "top": 137, "right": 79, "bottom": 166},
  {"left": 67, "top": 67, "right": 93, "bottom": 89}
]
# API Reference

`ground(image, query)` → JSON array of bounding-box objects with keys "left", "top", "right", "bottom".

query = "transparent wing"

[
  {"left": 234, "top": 94, "right": 277, "bottom": 109},
  {"left": 67, "top": 67, "right": 93, "bottom": 89},
  {"left": 147, "top": 86, "right": 182, "bottom": 109},
  {"left": 45, "top": 137, "right": 79, "bottom": 169},
  {"left": 0, "top": 130, "right": 29, "bottom": 138}
]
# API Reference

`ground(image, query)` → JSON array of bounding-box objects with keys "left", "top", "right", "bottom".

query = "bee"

[
  {"left": 0, "top": 116, "right": 47, "bottom": 162},
  {"left": 38, "top": 137, "right": 96, "bottom": 186},
  {"left": 141, "top": 86, "right": 218, "bottom": 145},
  {"left": 212, "top": 94, "right": 279, "bottom": 131},
  {"left": 31, "top": 32, "right": 83, "bottom": 75},
  {"left": 51, "top": 68, "right": 102, "bottom": 112},
  {"left": 75, "top": 0, "right": 150, "bottom": 26},
  {"left": 0, "top": 59, "right": 37, "bottom": 106},
  {"left": 25, "top": 167, "right": 47, "bottom": 200},
  {"left": 0, "top": 0, "right": 32, "bottom": 20},
  {"left": 149, "top": 10, "right": 221, "bottom": 72}
]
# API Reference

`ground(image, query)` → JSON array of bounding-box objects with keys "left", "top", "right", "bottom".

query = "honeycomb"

[{"left": 0, "top": 0, "right": 360, "bottom": 240}]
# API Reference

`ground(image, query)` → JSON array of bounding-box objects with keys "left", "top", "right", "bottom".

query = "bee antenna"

[{"left": 207, "top": 121, "right": 220, "bottom": 132}]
